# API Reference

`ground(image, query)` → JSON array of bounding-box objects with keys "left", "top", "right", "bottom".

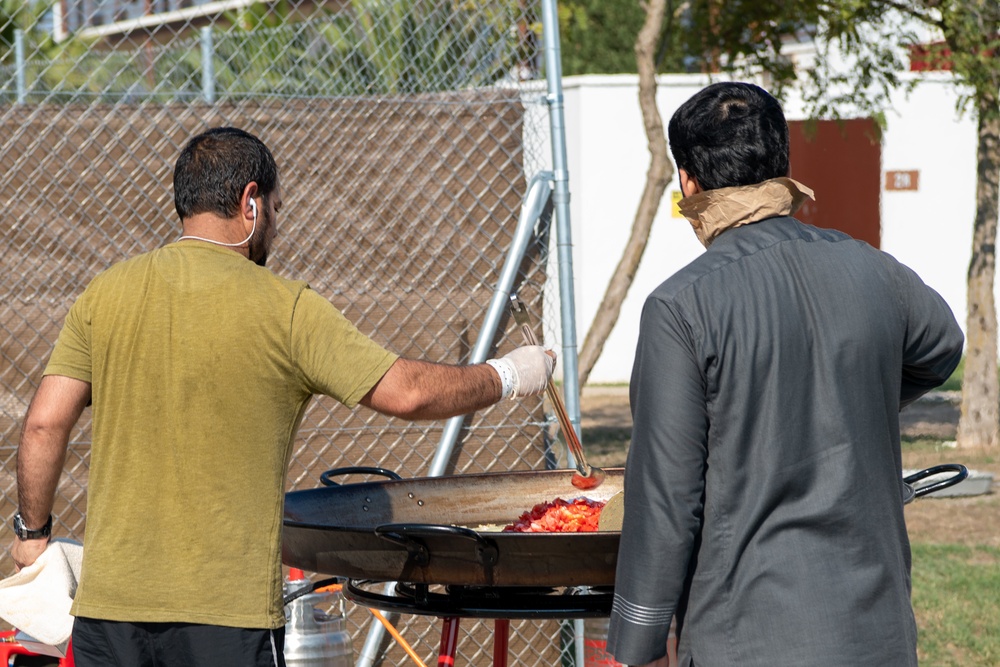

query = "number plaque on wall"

[{"left": 885, "top": 170, "right": 920, "bottom": 191}]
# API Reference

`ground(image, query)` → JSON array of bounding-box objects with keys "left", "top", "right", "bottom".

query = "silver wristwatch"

[{"left": 12, "top": 511, "right": 52, "bottom": 540}]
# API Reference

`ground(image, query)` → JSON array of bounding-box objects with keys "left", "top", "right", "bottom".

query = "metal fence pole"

[
  {"left": 427, "top": 171, "right": 554, "bottom": 477},
  {"left": 540, "top": 0, "right": 580, "bottom": 438},
  {"left": 356, "top": 172, "right": 555, "bottom": 667},
  {"left": 540, "top": 1, "right": 586, "bottom": 665},
  {"left": 201, "top": 26, "right": 215, "bottom": 103},
  {"left": 15, "top": 29, "right": 27, "bottom": 105}
]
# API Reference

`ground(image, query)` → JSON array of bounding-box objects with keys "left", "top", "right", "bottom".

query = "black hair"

[
  {"left": 667, "top": 82, "right": 789, "bottom": 191},
  {"left": 173, "top": 127, "right": 278, "bottom": 221}
]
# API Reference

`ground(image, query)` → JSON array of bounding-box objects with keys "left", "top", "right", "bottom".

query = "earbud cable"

[{"left": 179, "top": 206, "right": 257, "bottom": 247}]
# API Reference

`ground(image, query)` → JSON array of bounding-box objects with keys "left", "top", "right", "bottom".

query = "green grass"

[
  {"left": 901, "top": 437, "right": 998, "bottom": 469},
  {"left": 939, "top": 357, "right": 964, "bottom": 392},
  {"left": 902, "top": 437, "right": 955, "bottom": 452},
  {"left": 936, "top": 355, "right": 1000, "bottom": 393},
  {"left": 581, "top": 426, "right": 631, "bottom": 468},
  {"left": 896, "top": 433, "right": 998, "bottom": 666},
  {"left": 912, "top": 544, "right": 1000, "bottom": 667}
]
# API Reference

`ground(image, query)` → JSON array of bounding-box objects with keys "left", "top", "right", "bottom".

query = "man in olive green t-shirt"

[{"left": 10, "top": 127, "right": 554, "bottom": 667}]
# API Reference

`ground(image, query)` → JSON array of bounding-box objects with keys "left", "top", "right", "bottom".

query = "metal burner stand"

[{"left": 345, "top": 580, "right": 613, "bottom": 667}]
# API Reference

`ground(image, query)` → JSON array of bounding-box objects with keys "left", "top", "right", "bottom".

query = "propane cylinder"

[
  {"left": 283, "top": 569, "right": 354, "bottom": 667},
  {"left": 582, "top": 617, "right": 623, "bottom": 667}
]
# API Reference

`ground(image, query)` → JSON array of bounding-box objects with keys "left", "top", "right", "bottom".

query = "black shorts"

[{"left": 71, "top": 617, "right": 286, "bottom": 667}]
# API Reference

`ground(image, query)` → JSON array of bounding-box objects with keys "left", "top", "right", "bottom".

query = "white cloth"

[{"left": 0, "top": 539, "right": 83, "bottom": 645}]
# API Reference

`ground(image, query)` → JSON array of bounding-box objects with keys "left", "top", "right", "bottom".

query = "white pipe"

[
  {"left": 15, "top": 30, "right": 26, "bottom": 105},
  {"left": 78, "top": 0, "right": 258, "bottom": 38},
  {"left": 200, "top": 27, "right": 215, "bottom": 103}
]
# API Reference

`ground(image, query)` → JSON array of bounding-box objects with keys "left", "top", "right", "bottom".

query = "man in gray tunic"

[{"left": 606, "top": 82, "right": 964, "bottom": 667}]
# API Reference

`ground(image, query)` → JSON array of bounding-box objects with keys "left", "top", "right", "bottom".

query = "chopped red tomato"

[{"left": 502, "top": 497, "right": 606, "bottom": 533}]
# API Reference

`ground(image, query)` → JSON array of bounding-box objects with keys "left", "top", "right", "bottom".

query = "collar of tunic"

[{"left": 677, "top": 177, "right": 815, "bottom": 248}]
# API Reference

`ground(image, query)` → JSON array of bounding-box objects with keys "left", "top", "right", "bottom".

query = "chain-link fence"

[{"left": 1, "top": 1, "right": 586, "bottom": 664}]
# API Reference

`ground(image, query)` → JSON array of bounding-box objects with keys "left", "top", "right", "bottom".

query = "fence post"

[
  {"left": 541, "top": 1, "right": 586, "bottom": 664},
  {"left": 201, "top": 26, "right": 215, "bottom": 103},
  {"left": 540, "top": 0, "right": 581, "bottom": 448},
  {"left": 15, "top": 29, "right": 27, "bottom": 105}
]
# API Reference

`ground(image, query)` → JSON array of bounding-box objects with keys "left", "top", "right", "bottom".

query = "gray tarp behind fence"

[{"left": 1, "top": 1, "right": 574, "bottom": 664}]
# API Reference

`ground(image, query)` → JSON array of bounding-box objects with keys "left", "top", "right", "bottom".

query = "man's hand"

[
  {"left": 487, "top": 345, "right": 556, "bottom": 398},
  {"left": 10, "top": 536, "right": 50, "bottom": 571}
]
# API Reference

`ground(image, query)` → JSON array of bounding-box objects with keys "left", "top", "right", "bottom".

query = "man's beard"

[{"left": 248, "top": 206, "right": 271, "bottom": 267}]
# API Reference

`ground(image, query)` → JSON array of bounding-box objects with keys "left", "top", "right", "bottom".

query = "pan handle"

[
  {"left": 374, "top": 524, "right": 499, "bottom": 567},
  {"left": 320, "top": 466, "right": 403, "bottom": 487},
  {"left": 904, "top": 463, "right": 969, "bottom": 499}
]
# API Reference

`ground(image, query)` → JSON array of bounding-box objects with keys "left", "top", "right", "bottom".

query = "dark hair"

[
  {"left": 667, "top": 82, "right": 789, "bottom": 191},
  {"left": 173, "top": 127, "right": 278, "bottom": 220}
]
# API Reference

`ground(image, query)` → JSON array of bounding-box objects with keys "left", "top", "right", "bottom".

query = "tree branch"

[
  {"left": 577, "top": 0, "right": 673, "bottom": 387},
  {"left": 877, "top": 0, "right": 945, "bottom": 32}
]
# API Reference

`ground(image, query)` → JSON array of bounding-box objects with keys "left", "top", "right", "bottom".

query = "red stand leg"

[
  {"left": 493, "top": 619, "right": 510, "bottom": 667},
  {"left": 437, "top": 617, "right": 461, "bottom": 667}
]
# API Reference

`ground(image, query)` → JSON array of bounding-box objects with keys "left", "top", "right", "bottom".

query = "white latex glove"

[{"left": 486, "top": 345, "right": 556, "bottom": 398}]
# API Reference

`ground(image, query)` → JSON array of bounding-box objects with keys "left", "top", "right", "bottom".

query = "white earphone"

[{"left": 178, "top": 198, "right": 258, "bottom": 248}]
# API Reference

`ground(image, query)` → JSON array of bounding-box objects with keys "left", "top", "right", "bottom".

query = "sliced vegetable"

[{"left": 502, "top": 497, "right": 606, "bottom": 533}]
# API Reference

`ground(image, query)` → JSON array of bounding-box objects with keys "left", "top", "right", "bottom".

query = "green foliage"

[
  {"left": 209, "top": 0, "right": 525, "bottom": 97},
  {"left": 933, "top": 3, "right": 1000, "bottom": 120},
  {"left": 799, "top": 8, "right": 918, "bottom": 119},
  {"left": 223, "top": 0, "right": 292, "bottom": 31},
  {"left": 0, "top": 0, "right": 16, "bottom": 61},
  {"left": 0, "top": 1, "right": 126, "bottom": 103},
  {"left": 1, "top": 0, "right": 54, "bottom": 63},
  {"left": 556, "top": 0, "right": 712, "bottom": 75},
  {"left": 327, "top": 0, "right": 522, "bottom": 94},
  {"left": 554, "top": 0, "right": 998, "bottom": 109},
  {"left": 636, "top": 1, "right": 999, "bottom": 123},
  {"left": 2, "top": 0, "right": 528, "bottom": 103},
  {"left": 557, "top": 0, "right": 646, "bottom": 75},
  {"left": 672, "top": 0, "right": 824, "bottom": 88},
  {"left": 912, "top": 544, "right": 1000, "bottom": 667}
]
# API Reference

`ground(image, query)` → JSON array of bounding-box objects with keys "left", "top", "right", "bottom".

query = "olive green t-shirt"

[{"left": 44, "top": 241, "right": 398, "bottom": 628}]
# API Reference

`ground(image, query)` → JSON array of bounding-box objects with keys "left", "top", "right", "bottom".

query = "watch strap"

[{"left": 13, "top": 512, "right": 52, "bottom": 540}]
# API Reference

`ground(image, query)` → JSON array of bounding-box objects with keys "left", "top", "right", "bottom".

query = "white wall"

[
  {"left": 557, "top": 72, "right": 981, "bottom": 384},
  {"left": 878, "top": 73, "right": 978, "bottom": 334}
]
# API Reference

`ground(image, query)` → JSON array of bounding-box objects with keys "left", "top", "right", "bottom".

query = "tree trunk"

[
  {"left": 576, "top": 0, "right": 674, "bottom": 387},
  {"left": 957, "top": 90, "right": 1000, "bottom": 450}
]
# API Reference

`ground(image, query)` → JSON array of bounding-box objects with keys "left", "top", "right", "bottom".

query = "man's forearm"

[
  {"left": 17, "top": 422, "right": 72, "bottom": 527},
  {"left": 16, "top": 375, "right": 92, "bottom": 526},
  {"left": 361, "top": 347, "right": 554, "bottom": 420},
  {"left": 362, "top": 358, "right": 503, "bottom": 420}
]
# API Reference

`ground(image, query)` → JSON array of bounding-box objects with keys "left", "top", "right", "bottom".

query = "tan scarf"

[{"left": 677, "top": 177, "right": 816, "bottom": 248}]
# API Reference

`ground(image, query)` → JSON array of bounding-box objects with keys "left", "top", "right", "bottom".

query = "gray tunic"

[{"left": 606, "top": 216, "right": 963, "bottom": 666}]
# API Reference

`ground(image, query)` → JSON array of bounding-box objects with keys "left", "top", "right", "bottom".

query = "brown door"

[{"left": 788, "top": 118, "right": 881, "bottom": 248}]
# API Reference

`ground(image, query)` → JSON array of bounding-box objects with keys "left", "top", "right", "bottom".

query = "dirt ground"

[{"left": 578, "top": 386, "right": 1000, "bottom": 548}]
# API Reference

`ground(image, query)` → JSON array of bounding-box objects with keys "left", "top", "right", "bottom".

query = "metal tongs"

[{"left": 510, "top": 295, "right": 606, "bottom": 490}]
